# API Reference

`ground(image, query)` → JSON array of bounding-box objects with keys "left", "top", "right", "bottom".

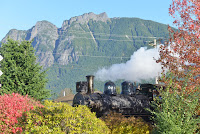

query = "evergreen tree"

[{"left": 0, "top": 39, "right": 50, "bottom": 100}]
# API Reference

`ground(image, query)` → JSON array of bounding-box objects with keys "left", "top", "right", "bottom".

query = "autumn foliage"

[
  {"left": 0, "top": 93, "right": 43, "bottom": 134},
  {"left": 101, "top": 112, "right": 153, "bottom": 134},
  {"left": 154, "top": 0, "right": 200, "bottom": 132},
  {"left": 0, "top": 94, "right": 109, "bottom": 134},
  {"left": 158, "top": 0, "right": 200, "bottom": 93}
]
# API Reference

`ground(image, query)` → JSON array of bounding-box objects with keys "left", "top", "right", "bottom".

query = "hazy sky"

[{"left": 0, "top": 0, "right": 174, "bottom": 41}]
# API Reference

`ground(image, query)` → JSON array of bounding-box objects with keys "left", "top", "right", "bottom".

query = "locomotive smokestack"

[{"left": 86, "top": 75, "right": 95, "bottom": 94}]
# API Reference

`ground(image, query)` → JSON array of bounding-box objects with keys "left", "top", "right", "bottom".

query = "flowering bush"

[
  {"left": 19, "top": 100, "right": 110, "bottom": 134},
  {"left": 0, "top": 93, "right": 43, "bottom": 134}
]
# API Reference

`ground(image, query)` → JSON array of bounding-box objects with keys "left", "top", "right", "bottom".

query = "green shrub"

[
  {"left": 149, "top": 73, "right": 200, "bottom": 134},
  {"left": 19, "top": 100, "right": 109, "bottom": 134},
  {"left": 101, "top": 112, "right": 153, "bottom": 134}
]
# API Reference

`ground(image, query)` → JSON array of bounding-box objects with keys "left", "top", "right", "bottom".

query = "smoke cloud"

[{"left": 95, "top": 46, "right": 162, "bottom": 82}]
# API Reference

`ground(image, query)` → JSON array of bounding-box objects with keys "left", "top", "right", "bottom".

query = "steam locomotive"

[{"left": 73, "top": 75, "right": 161, "bottom": 120}]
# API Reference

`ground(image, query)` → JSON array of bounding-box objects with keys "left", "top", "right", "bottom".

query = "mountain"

[{"left": 1, "top": 12, "right": 171, "bottom": 98}]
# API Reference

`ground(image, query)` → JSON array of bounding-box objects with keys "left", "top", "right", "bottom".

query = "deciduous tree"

[
  {"left": 158, "top": 0, "right": 200, "bottom": 93},
  {"left": 151, "top": 1, "right": 200, "bottom": 133}
]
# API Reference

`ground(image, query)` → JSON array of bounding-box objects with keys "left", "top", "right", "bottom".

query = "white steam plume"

[{"left": 95, "top": 46, "right": 162, "bottom": 82}]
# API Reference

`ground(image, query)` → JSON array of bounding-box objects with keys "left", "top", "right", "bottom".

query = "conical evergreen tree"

[{"left": 0, "top": 39, "right": 50, "bottom": 100}]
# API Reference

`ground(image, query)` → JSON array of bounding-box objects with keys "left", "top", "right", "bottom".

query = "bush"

[
  {"left": 149, "top": 74, "right": 200, "bottom": 134},
  {"left": 101, "top": 112, "right": 153, "bottom": 134},
  {"left": 19, "top": 100, "right": 110, "bottom": 134},
  {"left": 0, "top": 93, "right": 43, "bottom": 134}
]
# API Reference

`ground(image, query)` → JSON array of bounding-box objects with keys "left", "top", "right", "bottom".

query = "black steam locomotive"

[{"left": 73, "top": 75, "right": 160, "bottom": 119}]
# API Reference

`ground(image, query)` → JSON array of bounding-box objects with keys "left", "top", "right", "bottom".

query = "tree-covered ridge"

[{"left": 1, "top": 13, "right": 172, "bottom": 96}]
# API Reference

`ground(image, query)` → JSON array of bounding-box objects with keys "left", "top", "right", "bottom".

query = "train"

[{"left": 73, "top": 75, "right": 161, "bottom": 120}]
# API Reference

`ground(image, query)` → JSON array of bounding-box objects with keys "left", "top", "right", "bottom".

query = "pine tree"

[{"left": 0, "top": 39, "right": 50, "bottom": 100}]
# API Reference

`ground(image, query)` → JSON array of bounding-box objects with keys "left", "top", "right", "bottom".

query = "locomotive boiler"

[{"left": 73, "top": 75, "right": 159, "bottom": 119}]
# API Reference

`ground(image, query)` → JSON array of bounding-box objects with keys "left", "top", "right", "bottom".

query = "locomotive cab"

[{"left": 76, "top": 81, "right": 88, "bottom": 93}]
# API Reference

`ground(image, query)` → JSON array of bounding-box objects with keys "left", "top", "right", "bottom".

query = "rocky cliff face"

[
  {"left": 1, "top": 29, "right": 27, "bottom": 42},
  {"left": 1, "top": 12, "right": 113, "bottom": 68},
  {"left": 62, "top": 12, "right": 110, "bottom": 29},
  {"left": 28, "top": 21, "right": 58, "bottom": 67},
  {"left": 2, "top": 20, "right": 59, "bottom": 67}
]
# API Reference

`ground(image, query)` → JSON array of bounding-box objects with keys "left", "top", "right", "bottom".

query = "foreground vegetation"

[
  {"left": 149, "top": 73, "right": 200, "bottom": 134},
  {"left": 0, "top": 93, "right": 152, "bottom": 134}
]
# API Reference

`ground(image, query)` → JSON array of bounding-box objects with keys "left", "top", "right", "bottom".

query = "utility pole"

[{"left": 154, "top": 39, "right": 157, "bottom": 48}]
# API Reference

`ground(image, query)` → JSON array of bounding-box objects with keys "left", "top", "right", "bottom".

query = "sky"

[{"left": 0, "top": 0, "right": 174, "bottom": 41}]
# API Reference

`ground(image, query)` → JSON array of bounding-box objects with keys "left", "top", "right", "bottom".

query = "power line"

[
  {"left": 49, "top": 29, "right": 168, "bottom": 43},
  {"left": 34, "top": 32, "right": 161, "bottom": 59},
  {"left": 33, "top": 30, "right": 164, "bottom": 66},
  {"left": 73, "top": 36, "right": 134, "bottom": 42},
  {"left": 71, "top": 36, "right": 158, "bottom": 42},
  {"left": 36, "top": 51, "right": 130, "bottom": 68},
  {"left": 49, "top": 66, "right": 99, "bottom": 70},
  {"left": 35, "top": 52, "right": 130, "bottom": 59},
  {"left": 56, "top": 35, "right": 154, "bottom": 42},
  {"left": 59, "top": 29, "right": 166, "bottom": 39},
  {"left": 47, "top": 64, "right": 109, "bottom": 70}
]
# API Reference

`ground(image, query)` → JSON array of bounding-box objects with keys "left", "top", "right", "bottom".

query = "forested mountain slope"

[{"left": 1, "top": 12, "right": 171, "bottom": 98}]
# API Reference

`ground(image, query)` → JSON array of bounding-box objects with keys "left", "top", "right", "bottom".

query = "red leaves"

[
  {"left": 0, "top": 93, "right": 43, "bottom": 134},
  {"left": 182, "top": 0, "right": 188, "bottom": 6},
  {"left": 190, "top": 23, "right": 194, "bottom": 30},
  {"left": 158, "top": 0, "right": 200, "bottom": 94}
]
